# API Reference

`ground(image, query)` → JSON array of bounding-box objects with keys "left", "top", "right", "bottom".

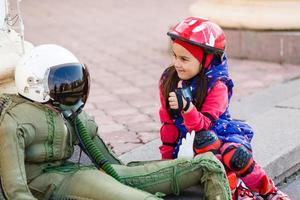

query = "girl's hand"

[
  {"left": 168, "top": 80, "right": 193, "bottom": 112},
  {"left": 177, "top": 81, "right": 188, "bottom": 111},
  {"left": 168, "top": 92, "right": 181, "bottom": 110},
  {"left": 168, "top": 80, "right": 187, "bottom": 110}
]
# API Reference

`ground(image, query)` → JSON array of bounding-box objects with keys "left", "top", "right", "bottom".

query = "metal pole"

[
  {"left": 0, "top": 0, "right": 7, "bottom": 30},
  {"left": 16, "top": 0, "right": 25, "bottom": 54}
]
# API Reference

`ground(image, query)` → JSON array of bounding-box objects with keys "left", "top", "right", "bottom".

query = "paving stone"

[
  {"left": 88, "top": 94, "right": 117, "bottom": 104},
  {"left": 94, "top": 115, "right": 116, "bottom": 126},
  {"left": 100, "top": 131, "right": 143, "bottom": 155},
  {"left": 95, "top": 101, "right": 131, "bottom": 111},
  {"left": 112, "top": 87, "right": 142, "bottom": 95},
  {"left": 109, "top": 107, "right": 140, "bottom": 117},
  {"left": 98, "top": 123, "right": 127, "bottom": 134},
  {"left": 137, "top": 132, "right": 159, "bottom": 144},
  {"left": 141, "top": 105, "right": 160, "bottom": 116},
  {"left": 127, "top": 121, "right": 161, "bottom": 133},
  {"left": 84, "top": 102, "right": 96, "bottom": 111},
  {"left": 128, "top": 99, "right": 159, "bottom": 109},
  {"left": 111, "top": 143, "right": 143, "bottom": 156},
  {"left": 114, "top": 114, "right": 153, "bottom": 125},
  {"left": 100, "top": 131, "right": 140, "bottom": 144}
]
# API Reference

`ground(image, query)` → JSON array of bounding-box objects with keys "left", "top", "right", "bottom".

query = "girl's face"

[{"left": 171, "top": 42, "right": 201, "bottom": 80}]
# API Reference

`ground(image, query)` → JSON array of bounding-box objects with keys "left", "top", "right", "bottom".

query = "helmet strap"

[{"left": 201, "top": 52, "right": 207, "bottom": 68}]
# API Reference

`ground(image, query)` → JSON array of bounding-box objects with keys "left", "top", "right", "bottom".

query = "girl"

[{"left": 159, "top": 17, "right": 290, "bottom": 200}]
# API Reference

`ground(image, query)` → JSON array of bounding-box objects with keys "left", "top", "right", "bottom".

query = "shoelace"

[{"left": 235, "top": 184, "right": 255, "bottom": 199}]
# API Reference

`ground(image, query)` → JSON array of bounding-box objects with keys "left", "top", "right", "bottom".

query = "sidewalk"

[
  {"left": 21, "top": 0, "right": 300, "bottom": 156},
  {"left": 20, "top": 1, "right": 300, "bottom": 198}
]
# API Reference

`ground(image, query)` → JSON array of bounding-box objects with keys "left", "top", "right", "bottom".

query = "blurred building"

[{"left": 0, "top": 0, "right": 33, "bottom": 93}]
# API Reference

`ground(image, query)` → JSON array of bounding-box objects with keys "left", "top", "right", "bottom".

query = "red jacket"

[{"left": 159, "top": 80, "right": 229, "bottom": 159}]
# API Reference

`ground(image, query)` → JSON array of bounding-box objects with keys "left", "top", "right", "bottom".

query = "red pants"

[{"left": 218, "top": 143, "right": 276, "bottom": 195}]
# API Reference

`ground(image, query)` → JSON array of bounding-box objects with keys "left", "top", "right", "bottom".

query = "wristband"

[{"left": 183, "top": 98, "right": 190, "bottom": 112}]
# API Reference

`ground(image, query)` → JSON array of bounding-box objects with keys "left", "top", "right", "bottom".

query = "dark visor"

[{"left": 48, "top": 63, "right": 90, "bottom": 106}]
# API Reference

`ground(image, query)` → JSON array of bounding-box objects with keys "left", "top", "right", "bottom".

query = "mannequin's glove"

[{"left": 177, "top": 130, "right": 195, "bottom": 159}]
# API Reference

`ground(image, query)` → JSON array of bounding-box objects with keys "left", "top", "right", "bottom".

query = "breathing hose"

[{"left": 74, "top": 116, "right": 122, "bottom": 183}]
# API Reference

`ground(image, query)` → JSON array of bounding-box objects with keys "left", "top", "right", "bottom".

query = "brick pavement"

[{"left": 20, "top": 0, "right": 300, "bottom": 155}]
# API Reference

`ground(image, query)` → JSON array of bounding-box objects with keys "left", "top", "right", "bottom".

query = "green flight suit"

[{"left": 0, "top": 94, "right": 231, "bottom": 200}]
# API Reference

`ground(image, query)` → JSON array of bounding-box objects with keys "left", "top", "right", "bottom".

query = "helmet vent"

[
  {"left": 188, "top": 19, "right": 197, "bottom": 26},
  {"left": 207, "top": 32, "right": 215, "bottom": 47},
  {"left": 24, "top": 87, "right": 29, "bottom": 93},
  {"left": 192, "top": 24, "right": 205, "bottom": 33},
  {"left": 27, "top": 77, "right": 34, "bottom": 85}
]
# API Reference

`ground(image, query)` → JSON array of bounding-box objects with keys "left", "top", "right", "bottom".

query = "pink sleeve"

[
  {"left": 159, "top": 85, "right": 173, "bottom": 123},
  {"left": 182, "top": 81, "right": 228, "bottom": 132}
]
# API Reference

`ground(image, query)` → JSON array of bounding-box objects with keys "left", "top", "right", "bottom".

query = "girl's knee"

[
  {"left": 193, "top": 130, "right": 221, "bottom": 154},
  {"left": 221, "top": 144, "right": 255, "bottom": 177}
]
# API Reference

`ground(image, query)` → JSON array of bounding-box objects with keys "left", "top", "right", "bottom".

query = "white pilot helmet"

[{"left": 15, "top": 44, "right": 90, "bottom": 105}]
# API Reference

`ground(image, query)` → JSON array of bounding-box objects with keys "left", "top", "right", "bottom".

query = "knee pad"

[
  {"left": 222, "top": 145, "right": 255, "bottom": 177},
  {"left": 193, "top": 131, "right": 221, "bottom": 154}
]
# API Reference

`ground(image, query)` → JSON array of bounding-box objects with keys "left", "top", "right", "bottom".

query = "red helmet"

[{"left": 168, "top": 17, "right": 226, "bottom": 60}]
